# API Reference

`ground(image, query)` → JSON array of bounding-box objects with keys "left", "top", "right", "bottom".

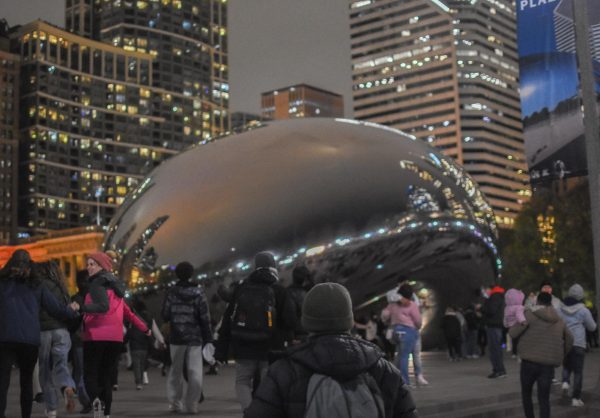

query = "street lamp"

[{"left": 95, "top": 185, "right": 104, "bottom": 226}]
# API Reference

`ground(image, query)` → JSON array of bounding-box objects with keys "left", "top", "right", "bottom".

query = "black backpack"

[{"left": 230, "top": 281, "right": 276, "bottom": 342}]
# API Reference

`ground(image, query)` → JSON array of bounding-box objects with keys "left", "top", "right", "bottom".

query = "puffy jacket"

[
  {"left": 559, "top": 297, "right": 597, "bottom": 348},
  {"left": 216, "top": 269, "right": 296, "bottom": 361},
  {"left": 509, "top": 307, "right": 573, "bottom": 366},
  {"left": 0, "top": 279, "right": 76, "bottom": 346},
  {"left": 482, "top": 287, "right": 505, "bottom": 328},
  {"left": 39, "top": 278, "right": 71, "bottom": 331},
  {"left": 161, "top": 280, "right": 212, "bottom": 346},
  {"left": 244, "top": 334, "right": 417, "bottom": 418},
  {"left": 81, "top": 271, "right": 148, "bottom": 342}
]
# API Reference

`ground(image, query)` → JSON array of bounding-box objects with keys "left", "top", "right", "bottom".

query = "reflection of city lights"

[{"left": 306, "top": 245, "right": 326, "bottom": 257}]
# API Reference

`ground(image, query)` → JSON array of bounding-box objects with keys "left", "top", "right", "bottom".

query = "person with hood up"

[
  {"left": 504, "top": 288, "right": 526, "bottom": 357},
  {"left": 559, "top": 284, "right": 597, "bottom": 407},
  {"left": 482, "top": 284, "right": 506, "bottom": 378},
  {"left": 0, "top": 250, "right": 78, "bottom": 418},
  {"left": 509, "top": 292, "right": 573, "bottom": 418},
  {"left": 215, "top": 251, "right": 295, "bottom": 412},
  {"left": 161, "top": 261, "right": 213, "bottom": 414},
  {"left": 244, "top": 282, "right": 417, "bottom": 418},
  {"left": 79, "top": 252, "right": 150, "bottom": 418}
]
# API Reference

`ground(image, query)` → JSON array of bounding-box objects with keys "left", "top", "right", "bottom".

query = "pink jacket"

[
  {"left": 83, "top": 289, "right": 148, "bottom": 342},
  {"left": 504, "top": 288, "right": 526, "bottom": 328},
  {"left": 381, "top": 301, "right": 422, "bottom": 330}
]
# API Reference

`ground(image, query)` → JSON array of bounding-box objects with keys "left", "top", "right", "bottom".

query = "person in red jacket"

[{"left": 78, "top": 252, "right": 150, "bottom": 418}]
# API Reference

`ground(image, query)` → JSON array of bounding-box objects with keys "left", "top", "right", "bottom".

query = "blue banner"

[{"left": 517, "top": 0, "right": 600, "bottom": 183}]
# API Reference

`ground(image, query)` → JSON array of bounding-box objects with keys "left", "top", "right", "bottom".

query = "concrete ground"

[{"left": 6, "top": 349, "right": 600, "bottom": 417}]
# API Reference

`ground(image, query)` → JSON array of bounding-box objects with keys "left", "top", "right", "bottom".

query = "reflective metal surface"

[{"left": 105, "top": 118, "right": 500, "bottom": 347}]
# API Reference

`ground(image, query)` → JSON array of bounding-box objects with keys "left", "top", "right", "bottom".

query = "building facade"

[
  {"left": 9, "top": 1, "right": 228, "bottom": 237},
  {"left": 0, "top": 27, "right": 19, "bottom": 244},
  {"left": 261, "top": 84, "right": 344, "bottom": 120},
  {"left": 350, "top": 0, "right": 530, "bottom": 227}
]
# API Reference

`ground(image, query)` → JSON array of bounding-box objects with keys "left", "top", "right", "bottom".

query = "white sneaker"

[
  {"left": 92, "top": 398, "right": 104, "bottom": 418},
  {"left": 417, "top": 374, "right": 429, "bottom": 386},
  {"left": 45, "top": 410, "right": 57, "bottom": 418},
  {"left": 572, "top": 398, "right": 584, "bottom": 407},
  {"left": 143, "top": 371, "right": 149, "bottom": 385},
  {"left": 562, "top": 382, "right": 570, "bottom": 393},
  {"left": 168, "top": 403, "right": 181, "bottom": 413}
]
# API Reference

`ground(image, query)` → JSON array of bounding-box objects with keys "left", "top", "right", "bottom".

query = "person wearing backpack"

[
  {"left": 215, "top": 251, "right": 296, "bottom": 412},
  {"left": 244, "top": 282, "right": 417, "bottom": 418},
  {"left": 161, "top": 261, "right": 213, "bottom": 414}
]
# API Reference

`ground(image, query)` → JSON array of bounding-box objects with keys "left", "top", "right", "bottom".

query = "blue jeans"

[
  {"left": 393, "top": 325, "right": 418, "bottom": 385},
  {"left": 562, "top": 346, "right": 585, "bottom": 399},
  {"left": 39, "top": 329, "right": 76, "bottom": 412},
  {"left": 486, "top": 327, "right": 505, "bottom": 374},
  {"left": 71, "top": 346, "right": 90, "bottom": 407}
]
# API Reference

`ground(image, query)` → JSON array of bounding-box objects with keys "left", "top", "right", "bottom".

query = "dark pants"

[
  {"left": 0, "top": 342, "right": 39, "bottom": 418},
  {"left": 520, "top": 360, "right": 553, "bottom": 418},
  {"left": 486, "top": 327, "right": 505, "bottom": 373},
  {"left": 446, "top": 336, "right": 462, "bottom": 359},
  {"left": 83, "top": 341, "right": 122, "bottom": 415},
  {"left": 131, "top": 349, "right": 148, "bottom": 385},
  {"left": 563, "top": 346, "right": 585, "bottom": 399}
]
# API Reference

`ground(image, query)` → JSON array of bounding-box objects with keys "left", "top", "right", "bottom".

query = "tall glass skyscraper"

[
  {"left": 350, "top": 0, "right": 529, "bottom": 227},
  {"left": 9, "top": 0, "right": 227, "bottom": 237}
]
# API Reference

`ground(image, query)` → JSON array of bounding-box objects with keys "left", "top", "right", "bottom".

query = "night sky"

[{"left": 0, "top": 0, "right": 353, "bottom": 116}]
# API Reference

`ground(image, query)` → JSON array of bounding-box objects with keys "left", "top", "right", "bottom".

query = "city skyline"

[{"left": 0, "top": 0, "right": 354, "bottom": 117}]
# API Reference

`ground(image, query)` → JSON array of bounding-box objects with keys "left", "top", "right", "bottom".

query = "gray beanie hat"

[
  {"left": 568, "top": 284, "right": 584, "bottom": 301},
  {"left": 301, "top": 283, "right": 354, "bottom": 333}
]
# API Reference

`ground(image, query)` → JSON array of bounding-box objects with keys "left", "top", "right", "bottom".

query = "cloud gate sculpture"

[{"left": 105, "top": 118, "right": 500, "bottom": 348}]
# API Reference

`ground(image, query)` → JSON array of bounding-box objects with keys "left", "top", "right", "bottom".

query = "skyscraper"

[
  {"left": 261, "top": 83, "right": 344, "bottom": 120},
  {"left": 350, "top": 0, "right": 529, "bottom": 227},
  {"left": 7, "top": 0, "right": 227, "bottom": 237},
  {"left": 0, "top": 24, "right": 19, "bottom": 244}
]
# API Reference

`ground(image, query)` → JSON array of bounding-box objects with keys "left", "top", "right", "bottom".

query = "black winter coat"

[
  {"left": 161, "top": 280, "right": 212, "bottom": 346},
  {"left": 39, "top": 278, "right": 70, "bottom": 331},
  {"left": 286, "top": 284, "right": 307, "bottom": 337},
  {"left": 244, "top": 334, "right": 417, "bottom": 418},
  {"left": 215, "top": 269, "right": 296, "bottom": 361},
  {"left": 482, "top": 291, "right": 505, "bottom": 328}
]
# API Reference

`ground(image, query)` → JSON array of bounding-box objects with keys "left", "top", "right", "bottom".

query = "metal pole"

[{"left": 573, "top": 0, "right": 600, "bottom": 392}]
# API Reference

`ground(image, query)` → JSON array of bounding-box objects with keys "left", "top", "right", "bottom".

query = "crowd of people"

[{"left": 1, "top": 245, "right": 598, "bottom": 418}]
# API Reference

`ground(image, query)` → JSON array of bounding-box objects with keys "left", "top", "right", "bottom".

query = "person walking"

[
  {"left": 244, "top": 282, "right": 417, "bottom": 418},
  {"left": 286, "top": 266, "right": 310, "bottom": 343},
  {"left": 35, "top": 261, "right": 79, "bottom": 417},
  {"left": 482, "top": 284, "right": 506, "bottom": 378},
  {"left": 215, "top": 251, "right": 295, "bottom": 412},
  {"left": 79, "top": 252, "right": 150, "bottom": 418},
  {"left": 504, "top": 288, "right": 527, "bottom": 358},
  {"left": 128, "top": 299, "right": 154, "bottom": 391},
  {"left": 509, "top": 292, "right": 573, "bottom": 418},
  {"left": 70, "top": 270, "right": 91, "bottom": 413},
  {"left": 0, "top": 250, "right": 78, "bottom": 418},
  {"left": 381, "top": 283, "right": 422, "bottom": 386},
  {"left": 464, "top": 303, "right": 481, "bottom": 358},
  {"left": 161, "top": 261, "right": 213, "bottom": 414},
  {"left": 559, "top": 284, "right": 597, "bottom": 407},
  {"left": 441, "top": 306, "right": 462, "bottom": 361}
]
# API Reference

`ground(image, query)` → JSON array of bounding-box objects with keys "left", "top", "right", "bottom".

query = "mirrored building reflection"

[{"left": 105, "top": 118, "right": 500, "bottom": 347}]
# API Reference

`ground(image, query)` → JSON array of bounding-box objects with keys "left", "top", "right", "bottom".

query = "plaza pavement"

[{"left": 6, "top": 349, "right": 600, "bottom": 417}]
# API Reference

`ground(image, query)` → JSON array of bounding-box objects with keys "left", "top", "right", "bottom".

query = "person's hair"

[
  {"left": 398, "top": 283, "right": 414, "bottom": 299},
  {"left": 76, "top": 269, "right": 89, "bottom": 291},
  {"left": 0, "top": 249, "right": 37, "bottom": 287},
  {"left": 33, "top": 261, "right": 69, "bottom": 298},
  {"left": 537, "top": 292, "right": 552, "bottom": 306},
  {"left": 539, "top": 280, "right": 552, "bottom": 290}
]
